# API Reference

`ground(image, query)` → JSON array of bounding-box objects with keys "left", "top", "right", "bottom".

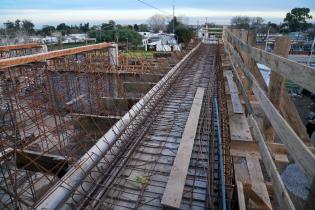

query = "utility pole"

[{"left": 172, "top": 0, "right": 175, "bottom": 34}]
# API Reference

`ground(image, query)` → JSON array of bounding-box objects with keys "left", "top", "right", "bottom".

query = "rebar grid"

[
  {"left": 0, "top": 44, "right": 188, "bottom": 209},
  {"left": 65, "top": 44, "right": 235, "bottom": 210}
]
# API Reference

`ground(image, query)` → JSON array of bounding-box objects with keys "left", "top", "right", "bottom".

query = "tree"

[
  {"left": 79, "top": 23, "right": 89, "bottom": 33},
  {"left": 41, "top": 25, "right": 56, "bottom": 36},
  {"left": 138, "top": 24, "right": 149, "bottom": 32},
  {"left": 3, "top": 21, "right": 15, "bottom": 30},
  {"left": 167, "top": 16, "right": 182, "bottom": 33},
  {"left": 56, "top": 23, "right": 70, "bottom": 31},
  {"left": 175, "top": 27, "right": 193, "bottom": 45},
  {"left": 14, "top": 19, "right": 21, "bottom": 30},
  {"left": 230, "top": 16, "right": 251, "bottom": 29},
  {"left": 251, "top": 17, "right": 264, "bottom": 28},
  {"left": 148, "top": 14, "right": 166, "bottom": 32},
  {"left": 284, "top": 8, "right": 313, "bottom": 32},
  {"left": 101, "top": 20, "right": 115, "bottom": 30},
  {"left": 22, "top": 20, "right": 35, "bottom": 34},
  {"left": 56, "top": 23, "right": 71, "bottom": 35},
  {"left": 88, "top": 27, "right": 142, "bottom": 47},
  {"left": 134, "top": 24, "right": 139, "bottom": 32}
]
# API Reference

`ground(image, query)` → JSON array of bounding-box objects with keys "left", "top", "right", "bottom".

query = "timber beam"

[{"left": 0, "top": 42, "right": 115, "bottom": 69}]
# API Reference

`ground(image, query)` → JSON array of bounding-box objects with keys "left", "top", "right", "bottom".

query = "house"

[
  {"left": 42, "top": 36, "right": 58, "bottom": 44},
  {"left": 139, "top": 32, "right": 181, "bottom": 52},
  {"left": 62, "top": 34, "right": 88, "bottom": 44}
]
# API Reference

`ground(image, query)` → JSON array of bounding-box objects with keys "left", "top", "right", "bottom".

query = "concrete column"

[{"left": 109, "top": 43, "right": 119, "bottom": 68}]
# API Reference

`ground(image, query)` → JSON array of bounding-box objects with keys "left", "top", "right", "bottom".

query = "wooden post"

[
  {"left": 246, "top": 30, "right": 268, "bottom": 93},
  {"left": 263, "top": 36, "right": 310, "bottom": 144}
]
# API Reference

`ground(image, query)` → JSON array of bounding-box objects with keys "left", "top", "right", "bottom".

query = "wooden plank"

[
  {"left": 0, "top": 42, "right": 115, "bottom": 69},
  {"left": 225, "top": 39, "right": 315, "bottom": 181},
  {"left": 229, "top": 114, "right": 252, "bottom": 142},
  {"left": 225, "top": 70, "right": 244, "bottom": 113},
  {"left": 248, "top": 115, "right": 296, "bottom": 210},
  {"left": 246, "top": 154, "right": 272, "bottom": 210},
  {"left": 161, "top": 87, "right": 205, "bottom": 209},
  {"left": 241, "top": 29, "right": 268, "bottom": 93},
  {"left": 230, "top": 141, "right": 289, "bottom": 164},
  {"left": 225, "top": 29, "right": 315, "bottom": 94},
  {"left": 225, "top": 41, "right": 297, "bottom": 209},
  {"left": 263, "top": 36, "right": 309, "bottom": 143},
  {"left": 234, "top": 157, "right": 251, "bottom": 182},
  {"left": 0, "top": 43, "right": 42, "bottom": 52},
  {"left": 236, "top": 181, "right": 247, "bottom": 210}
]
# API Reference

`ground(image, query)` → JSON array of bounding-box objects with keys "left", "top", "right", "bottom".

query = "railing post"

[
  {"left": 243, "top": 29, "right": 268, "bottom": 93},
  {"left": 263, "top": 37, "right": 310, "bottom": 144}
]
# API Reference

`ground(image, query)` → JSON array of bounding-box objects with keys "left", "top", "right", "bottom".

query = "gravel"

[{"left": 281, "top": 164, "right": 310, "bottom": 200}]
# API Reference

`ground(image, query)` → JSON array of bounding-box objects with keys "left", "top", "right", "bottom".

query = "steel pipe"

[{"left": 214, "top": 96, "right": 227, "bottom": 210}]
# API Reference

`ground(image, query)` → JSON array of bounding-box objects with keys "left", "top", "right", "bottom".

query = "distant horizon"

[
  {"left": 1, "top": 0, "right": 314, "bottom": 29},
  {"left": 1, "top": 9, "right": 313, "bottom": 29}
]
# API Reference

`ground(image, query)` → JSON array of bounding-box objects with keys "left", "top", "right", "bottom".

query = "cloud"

[{"left": 1, "top": 8, "right": 314, "bottom": 26}]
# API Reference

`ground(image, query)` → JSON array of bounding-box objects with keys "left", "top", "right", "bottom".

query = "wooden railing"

[{"left": 223, "top": 28, "right": 315, "bottom": 210}]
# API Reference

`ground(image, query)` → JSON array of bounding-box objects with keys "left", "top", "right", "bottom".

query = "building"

[
  {"left": 197, "top": 25, "right": 223, "bottom": 43},
  {"left": 139, "top": 32, "right": 181, "bottom": 52}
]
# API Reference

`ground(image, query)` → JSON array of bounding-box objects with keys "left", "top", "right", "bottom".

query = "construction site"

[{"left": 0, "top": 26, "right": 315, "bottom": 210}]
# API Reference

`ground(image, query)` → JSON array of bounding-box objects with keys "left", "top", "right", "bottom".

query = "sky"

[{"left": 0, "top": 0, "right": 314, "bottom": 28}]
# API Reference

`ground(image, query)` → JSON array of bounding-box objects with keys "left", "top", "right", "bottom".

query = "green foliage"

[
  {"left": 79, "top": 23, "right": 89, "bottom": 33},
  {"left": 41, "top": 25, "right": 56, "bottom": 36},
  {"left": 123, "top": 50, "right": 153, "bottom": 59},
  {"left": 3, "top": 19, "right": 35, "bottom": 36},
  {"left": 166, "top": 16, "right": 193, "bottom": 45},
  {"left": 267, "top": 22, "right": 280, "bottom": 34},
  {"left": 138, "top": 24, "right": 149, "bottom": 32},
  {"left": 167, "top": 17, "right": 182, "bottom": 33},
  {"left": 56, "top": 23, "right": 70, "bottom": 31},
  {"left": 22, "top": 20, "right": 35, "bottom": 34},
  {"left": 230, "top": 16, "right": 251, "bottom": 29},
  {"left": 133, "top": 176, "right": 149, "bottom": 187},
  {"left": 283, "top": 8, "right": 313, "bottom": 32},
  {"left": 88, "top": 27, "right": 142, "bottom": 47},
  {"left": 175, "top": 27, "right": 193, "bottom": 44}
]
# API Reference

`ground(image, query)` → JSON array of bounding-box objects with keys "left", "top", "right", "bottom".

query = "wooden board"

[
  {"left": 246, "top": 154, "right": 272, "bottom": 210},
  {"left": 224, "top": 70, "right": 244, "bottom": 114},
  {"left": 225, "top": 43, "right": 296, "bottom": 210},
  {"left": 225, "top": 29, "right": 315, "bottom": 94},
  {"left": 225, "top": 39, "right": 315, "bottom": 181},
  {"left": 248, "top": 115, "right": 296, "bottom": 210},
  {"left": 229, "top": 113, "right": 252, "bottom": 141},
  {"left": 161, "top": 87, "right": 205, "bottom": 209},
  {"left": 236, "top": 181, "right": 247, "bottom": 210}
]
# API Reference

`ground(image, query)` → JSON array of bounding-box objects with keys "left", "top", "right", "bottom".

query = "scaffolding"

[{"left": 0, "top": 42, "right": 188, "bottom": 209}]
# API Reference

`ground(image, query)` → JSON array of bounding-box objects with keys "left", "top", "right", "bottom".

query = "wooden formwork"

[{"left": 222, "top": 28, "right": 315, "bottom": 210}]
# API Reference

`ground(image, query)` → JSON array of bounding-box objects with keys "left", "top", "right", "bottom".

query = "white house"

[
  {"left": 139, "top": 32, "right": 181, "bottom": 52},
  {"left": 42, "top": 36, "right": 58, "bottom": 44},
  {"left": 62, "top": 34, "right": 88, "bottom": 44}
]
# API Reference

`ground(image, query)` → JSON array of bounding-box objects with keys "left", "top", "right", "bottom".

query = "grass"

[{"left": 123, "top": 50, "right": 154, "bottom": 58}]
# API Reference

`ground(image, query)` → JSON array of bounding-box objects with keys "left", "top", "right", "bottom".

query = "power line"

[{"left": 135, "top": 0, "right": 171, "bottom": 15}]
